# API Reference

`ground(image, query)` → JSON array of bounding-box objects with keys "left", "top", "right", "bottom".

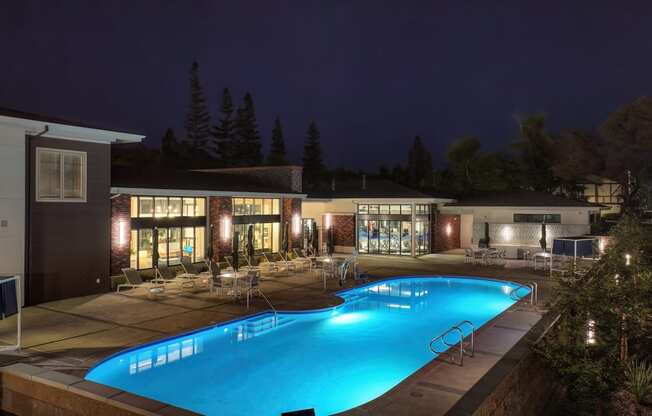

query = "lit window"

[
  {"left": 195, "top": 198, "right": 205, "bottom": 216},
  {"left": 36, "top": 148, "right": 86, "bottom": 202}
]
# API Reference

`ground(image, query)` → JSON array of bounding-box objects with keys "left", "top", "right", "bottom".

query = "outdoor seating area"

[
  {"left": 463, "top": 247, "right": 507, "bottom": 266},
  {"left": 111, "top": 250, "right": 361, "bottom": 309}
]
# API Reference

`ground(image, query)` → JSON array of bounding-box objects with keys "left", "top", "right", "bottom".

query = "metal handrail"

[
  {"left": 429, "top": 320, "right": 475, "bottom": 366},
  {"left": 509, "top": 282, "right": 538, "bottom": 305},
  {"left": 257, "top": 289, "right": 278, "bottom": 323}
]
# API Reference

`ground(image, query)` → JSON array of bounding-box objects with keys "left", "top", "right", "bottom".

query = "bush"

[{"left": 625, "top": 359, "right": 652, "bottom": 405}]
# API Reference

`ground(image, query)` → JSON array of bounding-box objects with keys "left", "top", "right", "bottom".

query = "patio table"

[{"left": 533, "top": 252, "right": 551, "bottom": 271}]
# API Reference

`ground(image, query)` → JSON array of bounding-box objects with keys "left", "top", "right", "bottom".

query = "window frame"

[{"left": 35, "top": 147, "right": 87, "bottom": 203}]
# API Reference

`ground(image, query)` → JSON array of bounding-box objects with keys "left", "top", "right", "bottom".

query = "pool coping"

[
  {"left": 86, "top": 275, "right": 528, "bottom": 377},
  {"left": 3, "top": 275, "right": 535, "bottom": 416}
]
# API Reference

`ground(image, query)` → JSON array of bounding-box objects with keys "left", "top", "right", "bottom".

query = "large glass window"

[
  {"left": 36, "top": 148, "right": 86, "bottom": 202},
  {"left": 130, "top": 196, "right": 204, "bottom": 218},
  {"left": 129, "top": 226, "right": 205, "bottom": 269},
  {"left": 415, "top": 221, "right": 430, "bottom": 255},
  {"left": 513, "top": 213, "right": 561, "bottom": 223},
  {"left": 358, "top": 204, "right": 413, "bottom": 215},
  {"left": 357, "top": 219, "right": 412, "bottom": 256},
  {"left": 232, "top": 198, "right": 280, "bottom": 216},
  {"left": 233, "top": 223, "right": 279, "bottom": 253}
]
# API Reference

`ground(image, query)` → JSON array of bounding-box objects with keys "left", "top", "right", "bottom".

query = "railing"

[
  {"left": 257, "top": 289, "right": 278, "bottom": 322},
  {"left": 509, "top": 282, "right": 538, "bottom": 305},
  {"left": 429, "top": 320, "right": 475, "bottom": 366}
]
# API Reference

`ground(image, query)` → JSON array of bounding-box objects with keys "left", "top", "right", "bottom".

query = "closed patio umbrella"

[
  {"left": 311, "top": 222, "right": 319, "bottom": 256},
  {"left": 232, "top": 231, "right": 240, "bottom": 272},
  {"left": 282, "top": 222, "right": 289, "bottom": 257},
  {"left": 152, "top": 227, "right": 160, "bottom": 269},
  {"left": 247, "top": 224, "right": 255, "bottom": 265},
  {"left": 483, "top": 222, "right": 491, "bottom": 248},
  {"left": 540, "top": 222, "right": 547, "bottom": 252},
  {"left": 206, "top": 224, "right": 214, "bottom": 262},
  {"left": 327, "top": 227, "right": 335, "bottom": 257}
]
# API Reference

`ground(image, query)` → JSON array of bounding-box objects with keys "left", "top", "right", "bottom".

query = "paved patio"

[{"left": 0, "top": 254, "right": 549, "bottom": 415}]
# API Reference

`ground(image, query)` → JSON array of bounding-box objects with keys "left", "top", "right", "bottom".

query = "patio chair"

[
  {"left": 238, "top": 270, "right": 263, "bottom": 308},
  {"left": 180, "top": 257, "right": 210, "bottom": 286},
  {"left": 472, "top": 249, "right": 485, "bottom": 265},
  {"left": 117, "top": 268, "right": 165, "bottom": 294},
  {"left": 464, "top": 248, "right": 473, "bottom": 264}
]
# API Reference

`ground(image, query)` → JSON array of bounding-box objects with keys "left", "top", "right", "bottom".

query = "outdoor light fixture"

[
  {"left": 292, "top": 213, "right": 301, "bottom": 236},
  {"left": 221, "top": 215, "right": 232, "bottom": 241},
  {"left": 625, "top": 253, "right": 631, "bottom": 266},
  {"left": 445, "top": 223, "right": 452, "bottom": 237},
  {"left": 325, "top": 213, "right": 332, "bottom": 229},
  {"left": 118, "top": 219, "right": 127, "bottom": 247},
  {"left": 502, "top": 226, "right": 513, "bottom": 242},
  {"left": 586, "top": 319, "right": 596, "bottom": 345},
  {"left": 599, "top": 238, "right": 606, "bottom": 254}
]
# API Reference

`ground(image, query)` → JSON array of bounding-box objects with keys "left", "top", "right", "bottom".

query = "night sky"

[{"left": 2, "top": 1, "right": 651, "bottom": 170}]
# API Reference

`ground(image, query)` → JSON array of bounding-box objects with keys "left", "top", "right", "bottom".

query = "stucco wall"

[
  {"left": 442, "top": 206, "right": 595, "bottom": 225},
  {"left": 0, "top": 124, "right": 26, "bottom": 286}
]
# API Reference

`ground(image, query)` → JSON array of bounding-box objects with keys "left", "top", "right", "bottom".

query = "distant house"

[{"left": 575, "top": 175, "right": 622, "bottom": 215}]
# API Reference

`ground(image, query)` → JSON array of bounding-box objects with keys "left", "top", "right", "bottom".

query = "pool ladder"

[
  {"left": 509, "top": 282, "right": 538, "bottom": 305},
  {"left": 429, "top": 320, "right": 475, "bottom": 366}
]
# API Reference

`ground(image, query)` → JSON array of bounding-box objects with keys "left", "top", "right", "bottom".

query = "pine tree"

[
  {"left": 233, "top": 92, "right": 263, "bottom": 166},
  {"left": 213, "top": 88, "right": 236, "bottom": 165},
  {"left": 161, "top": 128, "right": 179, "bottom": 168},
  {"left": 407, "top": 136, "right": 433, "bottom": 189},
  {"left": 303, "top": 121, "right": 325, "bottom": 188},
  {"left": 184, "top": 61, "right": 211, "bottom": 157},
  {"left": 267, "top": 116, "right": 288, "bottom": 165}
]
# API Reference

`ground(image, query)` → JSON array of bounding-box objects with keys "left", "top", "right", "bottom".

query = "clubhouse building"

[{"left": 0, "top": 108, "right": 603, "bottom": 305}]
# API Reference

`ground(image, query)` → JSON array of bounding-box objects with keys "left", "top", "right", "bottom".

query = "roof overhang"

[
  {"left": 0, "top": 114, "right": 144, "bottom": 144},
  {"left": 111, "top": 187, "right": 307, "bottom": 199}
]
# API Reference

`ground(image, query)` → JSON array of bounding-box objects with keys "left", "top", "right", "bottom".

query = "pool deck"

[{"left": 0, "top": 254, "right": 549, "bottom": 415}]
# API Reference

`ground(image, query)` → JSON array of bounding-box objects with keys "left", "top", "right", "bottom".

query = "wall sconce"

[
  {"left": 325, "top": 213, "right": 332, "bottom": 229},
  {"left": 445, "top": 223, "right": 452, "bottom": 237},
  {"left": 118, "top": 219, "right": 127, "bottom": 247},
  {"left": 221, "top": 215, "right": 232, "bottom": 241},
  {"left": 502, "top": 226, "right": 512, "bottom": 242},
  {"left": 292, "top": 213, "right": 301, "bottom": 236}
]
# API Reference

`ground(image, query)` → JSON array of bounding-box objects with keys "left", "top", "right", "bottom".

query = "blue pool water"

[{"left": 86, "top": 276, "right": 527, "bottom": 415}]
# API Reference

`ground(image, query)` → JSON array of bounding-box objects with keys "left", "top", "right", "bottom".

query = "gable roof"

[
  {"left": 444, "top": 190, "right": 604, "bottom": 208},
  {"left": 307, "top": 179, "right": 443, "bottom": 199}
]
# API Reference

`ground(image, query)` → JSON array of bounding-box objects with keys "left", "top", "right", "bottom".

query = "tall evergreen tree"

[
  {"left": 233, "top": 92, "right": 263, "bottom": 166},
  {"left": 407, "top": 136, "right": 433, "bottom": 189},
  {"left": 184, "top": 61, "right": 211, "bottom": 156},
  {"left": 161, "top": 127, "right": 179, "bottom": 168},
  {"left": 213, "top": 88, "right": 236, "bottom": 165},
  {"left": 267, "top": 116, "right": 288, "bottom": 165},
  {"left": 303, "top": 121, "right": 325, "bottom": 188},
  {"left": 512, "top": 114, "right": 558, "bottom": 192}
]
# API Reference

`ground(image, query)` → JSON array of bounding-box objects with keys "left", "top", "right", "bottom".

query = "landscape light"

[
  {"left": 586, "top": 319, "right": 596, "bottom": 345},
  {"left": 625, "top": 253, "right": 631, "bottom": 266}
]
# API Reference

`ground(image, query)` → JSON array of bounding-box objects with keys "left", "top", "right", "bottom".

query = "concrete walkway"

[{"left": 0, "top": 255, "right": 549, "bottom": 415}]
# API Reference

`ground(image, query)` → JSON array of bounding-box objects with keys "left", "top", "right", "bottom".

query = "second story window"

[{"left": 36, "top": 147, "right": 86, "bottom": 202}]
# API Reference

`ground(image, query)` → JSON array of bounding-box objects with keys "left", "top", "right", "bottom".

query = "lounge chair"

[
  {"left": 291, "top": 249, "right": 313, "bottom": 271},
  {"left": 180, "top": 257, "right": 210, "bottom": 286},
  {"left": 117, "top": 268, "right": 165, "bottom": 295},
  {"left": 155, "top": 265, "right": 195, "bottom": 289}
]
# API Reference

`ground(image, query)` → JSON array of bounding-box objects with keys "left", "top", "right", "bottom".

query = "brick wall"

[
  {"left": 282, "top": 197, "right": 302, "bottom": 250},
  {"left": 432, "top": 211, "right": 461, "bottom": 252},
  {"left": 332, "top": 214, "right": 355, "bottom": 247},
  {"left": 110, "top": 194, "right": 131, "bottom": 275},
  {"left": 209, "top": 197, "right": 232, "bottom": 260}
]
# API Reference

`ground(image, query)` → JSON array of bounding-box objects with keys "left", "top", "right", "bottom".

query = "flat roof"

[
  {"left": 112, "top": 167, "right": 306, "bottom": 197},
  {"left": 307, "top": 179, "right": 443, "bottom": 200},
  {"left": 0, "top": 106, "right": 144, "bottom": 137},
  {"left": 444, "top": 190, "right": 604, "bottom": 208}
]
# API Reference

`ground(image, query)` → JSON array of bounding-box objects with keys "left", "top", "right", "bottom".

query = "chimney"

[
  {"left": 331, "top": 177, "right": 336, "bottom": 192},
  {"left": 362, "top": 174, "right": 366, "bottom": 190}
]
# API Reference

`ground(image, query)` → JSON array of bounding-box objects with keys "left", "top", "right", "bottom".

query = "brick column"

[
  {"left": 110, "top": 194, "right": 131, "bottom": 275},
  {"left": 332, "top": 214, "right": 355, "bottom": 248},
  {"left": 209, "top": 197, "right": 232, "bottom": 260},
  {"left": 282, "top": 198, "right": 302, "bottom": 250},
  {"left": 433, "top": 212, "right": 461, "bottom": 252}
]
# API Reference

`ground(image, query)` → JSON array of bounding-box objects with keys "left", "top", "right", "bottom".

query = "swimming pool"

[{"left": 86, "top": 276, "right": 528, "bottom": 415}]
